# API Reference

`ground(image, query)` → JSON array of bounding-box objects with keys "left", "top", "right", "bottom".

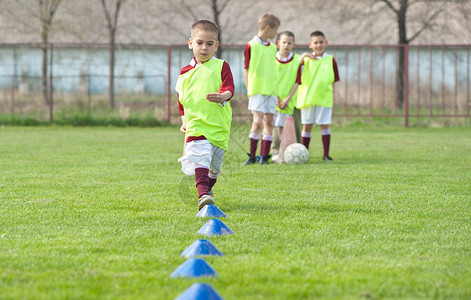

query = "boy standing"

[
  {"left": 271, "top": 31, "right": 301, "bottom": 163},
  {"left": 176, "top": 20, "right": 235, "bottom": 210},
  {"left": 296, "top": 31, "right": 339, "bottom": 161},
  {"left": 243, "top": 13, "right": 280, "bottom": 165}
]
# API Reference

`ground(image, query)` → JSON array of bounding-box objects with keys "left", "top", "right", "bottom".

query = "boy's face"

[
  {"left": 189, "top": 30, "right": 219, "bottom": 64},
  {"left": 308, "top": 35, "right": 328, "bottom": 56},
  {"left": 266, "top": 25, "right": 279, "bottom": 40},
  {"left": 277, "top": 35, "right": 295, "bottom": 56}
]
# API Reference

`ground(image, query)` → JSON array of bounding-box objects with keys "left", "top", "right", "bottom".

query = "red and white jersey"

[
  {"left": 178, "top": 56, "right": 235, "bottom": 116},
  {"left": 244, "top": 36, "right": 272, "bottom": 69}
]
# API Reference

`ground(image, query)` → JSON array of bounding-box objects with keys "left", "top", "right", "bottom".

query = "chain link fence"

[{"left": 0, "top": 43, "right": 470, "bottom": 126}]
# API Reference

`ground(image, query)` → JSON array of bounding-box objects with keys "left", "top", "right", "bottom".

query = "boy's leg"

[
  {"left": 195, "top": 167, "right": 211, "bottom": 198},
  {"left": 208, "top": 147, "right": 224, "bottom": 194},
  {"left": 320, "top": 125, "right": 332, "bottom": 160},
  {"left": 301, "top": 124, "right": 313, "bottom": 150},
  {"left": 271, "top": 111, "right": 283, "bottom": 156},
  {"left": 271, "top": 126, "right": 281, "bottom": 155},
  {"left": 316, "top": 106, "right": 333, "bottom": 161},
  {"left": 293, "top": 108, "right": 302, "bottom": 143},
  {"left": 300, "top": 106, "right": 315, "bottom": 150},
  {"left": 244, "top": 111, "right": 263, "bottom": 164},
  {"left": 259, "top": 113, "right": 274, "bottom": 164}
]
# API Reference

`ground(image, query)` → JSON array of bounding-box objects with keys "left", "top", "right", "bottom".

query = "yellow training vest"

[
  {"left": 276, "top": 53, "right": 300, "bottom": 115},
  {"left": 246, "top": 39, "right": 278, "bottom": 97},
  {"left": 297, "top": 55, "right": 335, "bottom": 108},
  {"left": 175, "top": 59, "right": 232, "bottom": 150}
]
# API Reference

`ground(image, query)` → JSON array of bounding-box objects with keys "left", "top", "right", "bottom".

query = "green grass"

[{"left": 0, "top": 125, "right": 470, "bottom": 299}]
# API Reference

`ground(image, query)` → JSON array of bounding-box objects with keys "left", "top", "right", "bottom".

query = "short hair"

[
  {"left": 191, "top": 20, "right": 219, "bottom": 37},
  {"left": 258, "top": 13, "right": 280, "bottom": 29},
  {"left": 310, "top": 31, "right": 326, "bottom": 39},
  {"left": 276, "top": 31, "right": 295, "bottom": 43}
]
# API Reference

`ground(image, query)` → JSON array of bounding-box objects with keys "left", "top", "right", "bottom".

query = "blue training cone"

[
  {"left": 175, "top": 283, "right": 224, "bottom": 300},
  {"left": 181, "top": 239, "right": 224, "bottom": 258},
  {"left": 197, "top": 219, "right": 233, "bottom": 237},
  {"left": 170, "top": 258, "right": 218, "bottom": 278},
  {"left": 196, "top": 204, "right": 227, "bottom": 218}
]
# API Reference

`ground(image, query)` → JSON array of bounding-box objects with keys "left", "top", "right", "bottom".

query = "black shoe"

[
  {"left": 323, "top": 156, "right": 333, "bottom": 161},
  {"left": 259, "top": 154, "right": 272, "bottom": 165},
  {"left": 243, "top": 154, "right": 257, "bottom": 165}
]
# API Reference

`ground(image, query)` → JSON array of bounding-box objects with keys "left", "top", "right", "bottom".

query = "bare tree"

[
  {"left": 209, "top": 0, "right": 230, "bottom": 57},
  {"left": 100, "top": 0, "right": 126, "bottom": 108},
  {"left": 4, "top": 0, "right": 62, "bottom": 105},
  {"left": 378, "top": 0, "right": 449, "bottom": 108},
  {"left": 179, "top": 0, "right": 231, "bottom": 57},
  {"left": 39, "top": 0, "right": 62, "bottom": 105}
]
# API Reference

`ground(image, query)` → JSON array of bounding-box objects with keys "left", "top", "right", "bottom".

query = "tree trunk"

[
  {"left": 41, "top": 25, "right": 49, "bottom": 105},
  {"left": 211, "top": 0, "right": 223, "bottom": 58},
  {"left": 396, "top": 0, "right": 408, "bottom": 109},
  {"left": 109, "top": 31, "right": 115, "bottom": 108}
]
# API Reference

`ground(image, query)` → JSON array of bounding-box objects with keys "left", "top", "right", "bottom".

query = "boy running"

[{"left": 176, "top": 20, "right": 235, "bottom": 210}]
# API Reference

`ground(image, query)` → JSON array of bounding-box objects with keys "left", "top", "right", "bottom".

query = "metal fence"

[{"left": 1, "top": 43, "right": 470, "bottom": 126}]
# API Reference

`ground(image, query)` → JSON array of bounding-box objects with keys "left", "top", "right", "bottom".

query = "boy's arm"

[
  {"left": 207, "top": 61, "right": 235, "bottom": 104},
  {"left": 178, "top": 99, "right": 186, "bottom": 133},
  {"left": 279, "top": 83, "right": 299, "bottom": 110},
  {"left": 180, "top": 116, "right": 187, "bottom": 133},
  {"left": 206, "top": 90, "right": 233, "bottom": 104},
  {"left": 333, "top": 58, "right": 340, "bottom": 83},
  {"left": 244, "top": 69, "right": 248, "bottom": 90},
  {"left": 299, "top": 52, "right": 315, "bottom": 61},
  {"left": 243, "top": 44, "right": 250, "bottom": 89}
]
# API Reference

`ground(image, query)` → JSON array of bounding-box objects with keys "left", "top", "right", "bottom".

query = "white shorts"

[
  {"left": 178, "top": 140, "right": 225, "bottom": 176},
  {"left": 301, "top": 106, "right": 332, "bottom": 125},
  {"left": 248, "top": 94, "right": 277, "bottom": 114},
  {"left": 273, "top": 111, "right": 291, "bottom": 127}
]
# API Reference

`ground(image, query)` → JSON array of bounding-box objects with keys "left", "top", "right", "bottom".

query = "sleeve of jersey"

[
  {"left": 219, "top": 61, "right": 235, "bottom": 100},
  {"left": 177, "top": 64, "right": 194, "bottom": 116},
  {"left": 243, "top": 44, "right": 251, "bottom": 69},
  {"left": 178, "top": 99, "right": 184, "bottom": 116},
  {"left": 333, "top": 58, "right": 340, "bottom": 82},
  {"left": 295, "top": 63, "right": 303, "bottom": 84}
]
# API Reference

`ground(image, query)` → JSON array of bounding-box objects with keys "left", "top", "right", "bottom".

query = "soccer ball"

[{"left": 284, "top": 143, "right": 309, "bottom": 165}]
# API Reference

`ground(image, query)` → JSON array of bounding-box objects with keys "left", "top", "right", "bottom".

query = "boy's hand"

[
  {"left": 206, "top": 91, "right": 232, "bottom": 104},
  {"left": 279, "top": 98, "right": 290, "bottom": 110},
  {"left": 300, "top": 52, "right": 316, "bottom": 61},
  {"left": 180, "top": 117, "right": 187, "bottom": 133}
]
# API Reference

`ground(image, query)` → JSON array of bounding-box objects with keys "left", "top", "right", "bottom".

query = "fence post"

[
  {"left": 11, "top": 48, "right": 17, "bottom": 118},
  {"left": 167, "top": 45, "right": 172, "bottom": 122},
  {"left": 49, "top": 44, "right": 54, "bottom": 122},
  {"left": 403, "top": 44, "right": 409, "bottom": 127}
]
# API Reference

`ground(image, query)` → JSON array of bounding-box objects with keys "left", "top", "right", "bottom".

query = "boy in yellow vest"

[
  {"left": 296, "top": 31, "right": 339, "bottom": 161},
  {"left": 175, "top": 20, "right": 235, "bottom": 211},
  {"left": 271, "top": 31, "right": 302, "bottom": 163},
  {"left": 243, "top": 13, "right": 280, "bottom": 165}
]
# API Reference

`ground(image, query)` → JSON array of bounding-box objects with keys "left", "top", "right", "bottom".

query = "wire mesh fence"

[{"left": 0, "top": 43, "right": 470, "bottom": 126}]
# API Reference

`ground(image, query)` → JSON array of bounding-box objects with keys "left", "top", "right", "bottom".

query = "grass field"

[{"left": 1, "top": 125, "right": 470, "bottom": 299}]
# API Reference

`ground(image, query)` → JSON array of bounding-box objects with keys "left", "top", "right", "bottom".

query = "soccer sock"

[
  {"left": 195, "top": 167, "right": 210, "bottom": 198},
  {"left": 260, "top": 134, "right": 273, "bottom": 157},
  {"left": 208, "top": 171, "right": 219, "bottom": 191},
  {"left": 321, "top": 128, "right": 331, "bottom": 157},
  {"left": 249, "top": 132, "right": 260, "bottom": 158},
  {"left": 301, "top": 131, "right": 311, "bottom": 150}
]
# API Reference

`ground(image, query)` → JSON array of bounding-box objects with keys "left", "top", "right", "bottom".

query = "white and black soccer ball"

[{"left": 284, "top": 143, "right": 309, "bottom": 165}]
